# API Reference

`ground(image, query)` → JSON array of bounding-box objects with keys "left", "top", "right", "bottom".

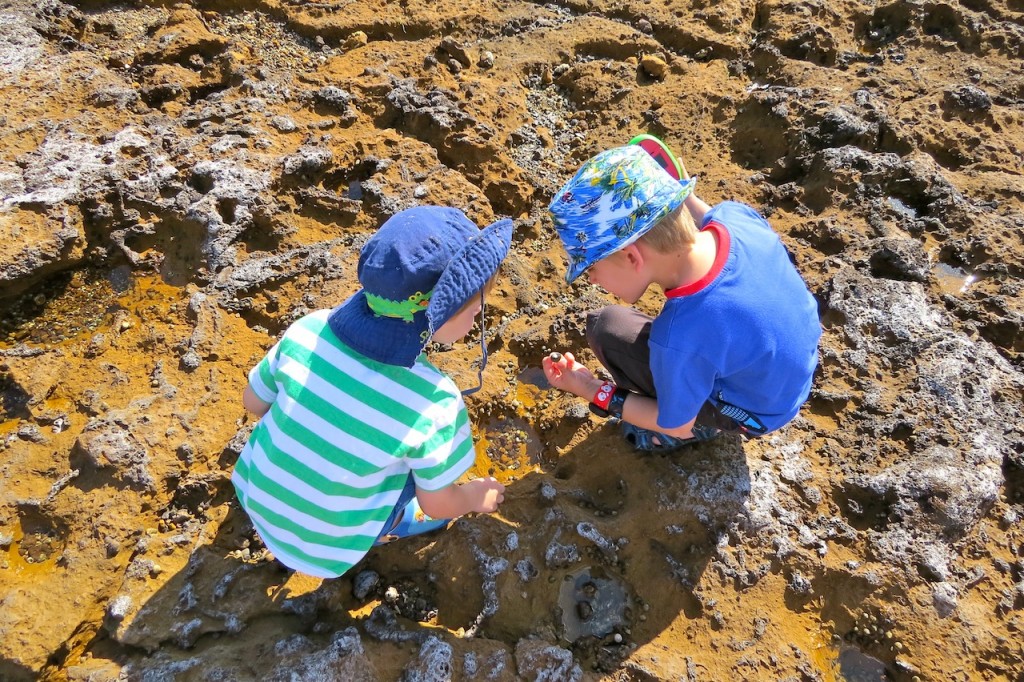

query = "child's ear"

[{"left": 622, "top": 243, "right": 645, "bottom": 271}]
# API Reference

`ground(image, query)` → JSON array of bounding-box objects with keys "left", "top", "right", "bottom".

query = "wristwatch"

[{"left": 589, "top": 381, "right": 628, "bottom": 419}]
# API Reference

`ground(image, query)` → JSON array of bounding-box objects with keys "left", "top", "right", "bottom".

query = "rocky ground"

[{"left": 1, "top": 0, "right": 1022, "bottom": 680}]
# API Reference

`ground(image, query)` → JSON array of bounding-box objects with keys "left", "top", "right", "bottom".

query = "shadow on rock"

[{"left": 83, "top": 419, "right": 754, "bottom": 680}]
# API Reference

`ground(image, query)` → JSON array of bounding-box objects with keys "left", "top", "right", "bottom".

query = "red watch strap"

[{"left": 592, "top": 382, "right": 615, "bottom": 410}]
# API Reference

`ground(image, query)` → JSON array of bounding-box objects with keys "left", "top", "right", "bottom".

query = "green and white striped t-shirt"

[{"left": 232, "top": 309, "right": 475, "bottom": 578}]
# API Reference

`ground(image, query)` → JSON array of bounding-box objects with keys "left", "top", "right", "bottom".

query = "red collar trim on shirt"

[{"left": 664, "top": 221, "right": 731, "bottom": 299}]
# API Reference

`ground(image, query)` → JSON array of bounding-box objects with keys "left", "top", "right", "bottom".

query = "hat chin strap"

[{"left": 460, "top": 290, "right": 488, "bottom": 397}]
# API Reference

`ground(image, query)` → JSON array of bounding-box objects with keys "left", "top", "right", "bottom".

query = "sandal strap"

[{"left": 621, "top": 423, "right": 693, "bottom": 452}]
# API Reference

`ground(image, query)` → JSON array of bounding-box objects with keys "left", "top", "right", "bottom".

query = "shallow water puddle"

[
  {"left": 886, "top": 196, "right": 918, "bottom": 220},
  {"left": 516, "top": 365, "right": 550, "bottom": 391},
  {"left": 557, "top": 566, "right": 629, "bottom": 642},
  {"left": 472, "top": 413, "right": 543, "bottom": 484},
  {"left": 0, "top": 270, "right": 122, "bottom": 346},
  {"left": 932, "top": 262, "right": 977, "bottom": 296},
  {"left": 513, "top": 365, "right": 550, "bottom": 412},
  {"left": 835, "top": 646, "right": 890, "bottom": 681},
  {"left": 0, "top": 269, "right": 182, "bottom": 347},
  {"left": 0, "top": 526, "right": 53, "bottom": 579}
]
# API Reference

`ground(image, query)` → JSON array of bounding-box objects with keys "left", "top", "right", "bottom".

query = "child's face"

[
  {"left": 432, "top": 293, "right": 483, "bottom": 345},
  {"left": 586, "top": 249, "right": 649, "bottom": 304}
]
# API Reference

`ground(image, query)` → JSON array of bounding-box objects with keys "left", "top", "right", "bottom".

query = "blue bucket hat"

[
  {"left": 328, "top": 206, "right": 513, "bottom": 368},
  {"left": 548, "top": 145, "right": 697, "bottom": 283}
]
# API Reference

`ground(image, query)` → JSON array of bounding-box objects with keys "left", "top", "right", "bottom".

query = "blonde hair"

[{"left": 638, "top": 204, "right": 699, "bottom": 252}]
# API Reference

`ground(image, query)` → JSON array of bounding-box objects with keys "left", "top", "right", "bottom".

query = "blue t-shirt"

[{"left": 650, "top": 201, "right": 821, "bottom": 432}]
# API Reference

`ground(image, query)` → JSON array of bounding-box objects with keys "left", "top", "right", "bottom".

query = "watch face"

[{"left": 608, "top": 389, "right": 627, "bottom": 419}]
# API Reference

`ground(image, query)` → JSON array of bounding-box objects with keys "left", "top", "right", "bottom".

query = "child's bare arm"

[
  {"left": 542, "top": 352, "right": 696, "bottom": 439},
  {"left": 673, "top": 156, "right": 711, "bottom": 224},
  {"left": 617, "top": 391, "right": 696, "bottom": 439},
  {"left": 242, "top": 384, "right": 271, "bottom": 418},
  {"left": 416, "top": 477, "right": 505, "bottom": 519},
  {"left": 684, "top": 193, "right": 711, "bottom": 226}
]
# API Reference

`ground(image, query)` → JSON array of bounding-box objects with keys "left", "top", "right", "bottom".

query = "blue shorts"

[{"left": 374, "top": 474, "right": 416, "bottom": 544}]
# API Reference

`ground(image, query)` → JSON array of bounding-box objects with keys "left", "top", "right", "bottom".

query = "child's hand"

[
  {"left": 463, "top": 477, "right": 505, "bottom": 513},
  {"left": 542, "top": 351, "right": 599, "bottom": 399}
]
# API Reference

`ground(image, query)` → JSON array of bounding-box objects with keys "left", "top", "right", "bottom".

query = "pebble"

[
  {"left": 343, "top": 31, "right": 368, "bottom": 50},
  {"left": 640, "top": 54, "right": 669, "bottom": 80},
  {"left": 353, "top": 570, "right": 380, "bottom": 600}
]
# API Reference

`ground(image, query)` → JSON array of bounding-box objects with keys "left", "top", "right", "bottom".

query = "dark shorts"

[{"left": 586, "top": 305, "right": 761, "bottom": 438}]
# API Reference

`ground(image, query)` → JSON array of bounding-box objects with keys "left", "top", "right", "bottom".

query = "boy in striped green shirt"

[{"left": 233, "top": 206, "right": 511, "bottom": 578}]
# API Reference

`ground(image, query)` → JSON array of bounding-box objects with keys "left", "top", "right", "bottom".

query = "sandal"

[
  {"left": 374, "top": 498, "right": 451, "bottom": 546},
  {"left": 621, "top": 422, "right": 697, "bottom": 452}
]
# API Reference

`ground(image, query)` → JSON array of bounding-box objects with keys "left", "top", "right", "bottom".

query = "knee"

[
  {"left": 586, "top": 305, "right": 625, "bottom": 339},
  {"left": 586, "top": 305, "right": 641, "bottom": 346},
  {"left": 585, "top": 306, "right": 615, "bottom": 350}
]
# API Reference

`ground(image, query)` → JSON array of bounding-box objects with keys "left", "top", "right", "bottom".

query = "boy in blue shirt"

[{"left": 543, "top": 144, "right": 821, "bottom": 450}]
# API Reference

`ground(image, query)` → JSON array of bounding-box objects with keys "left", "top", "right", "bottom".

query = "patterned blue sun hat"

[{"left": 548, "top": 145, "right": 697, "bottom": 283}]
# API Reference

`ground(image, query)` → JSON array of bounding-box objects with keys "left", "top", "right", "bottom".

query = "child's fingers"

[
  {"left": 547, "top": 351, "right": 575, "bottom": 372},
  {"left": 542, "top": 357, "right": 562, "bottom": 381}
]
